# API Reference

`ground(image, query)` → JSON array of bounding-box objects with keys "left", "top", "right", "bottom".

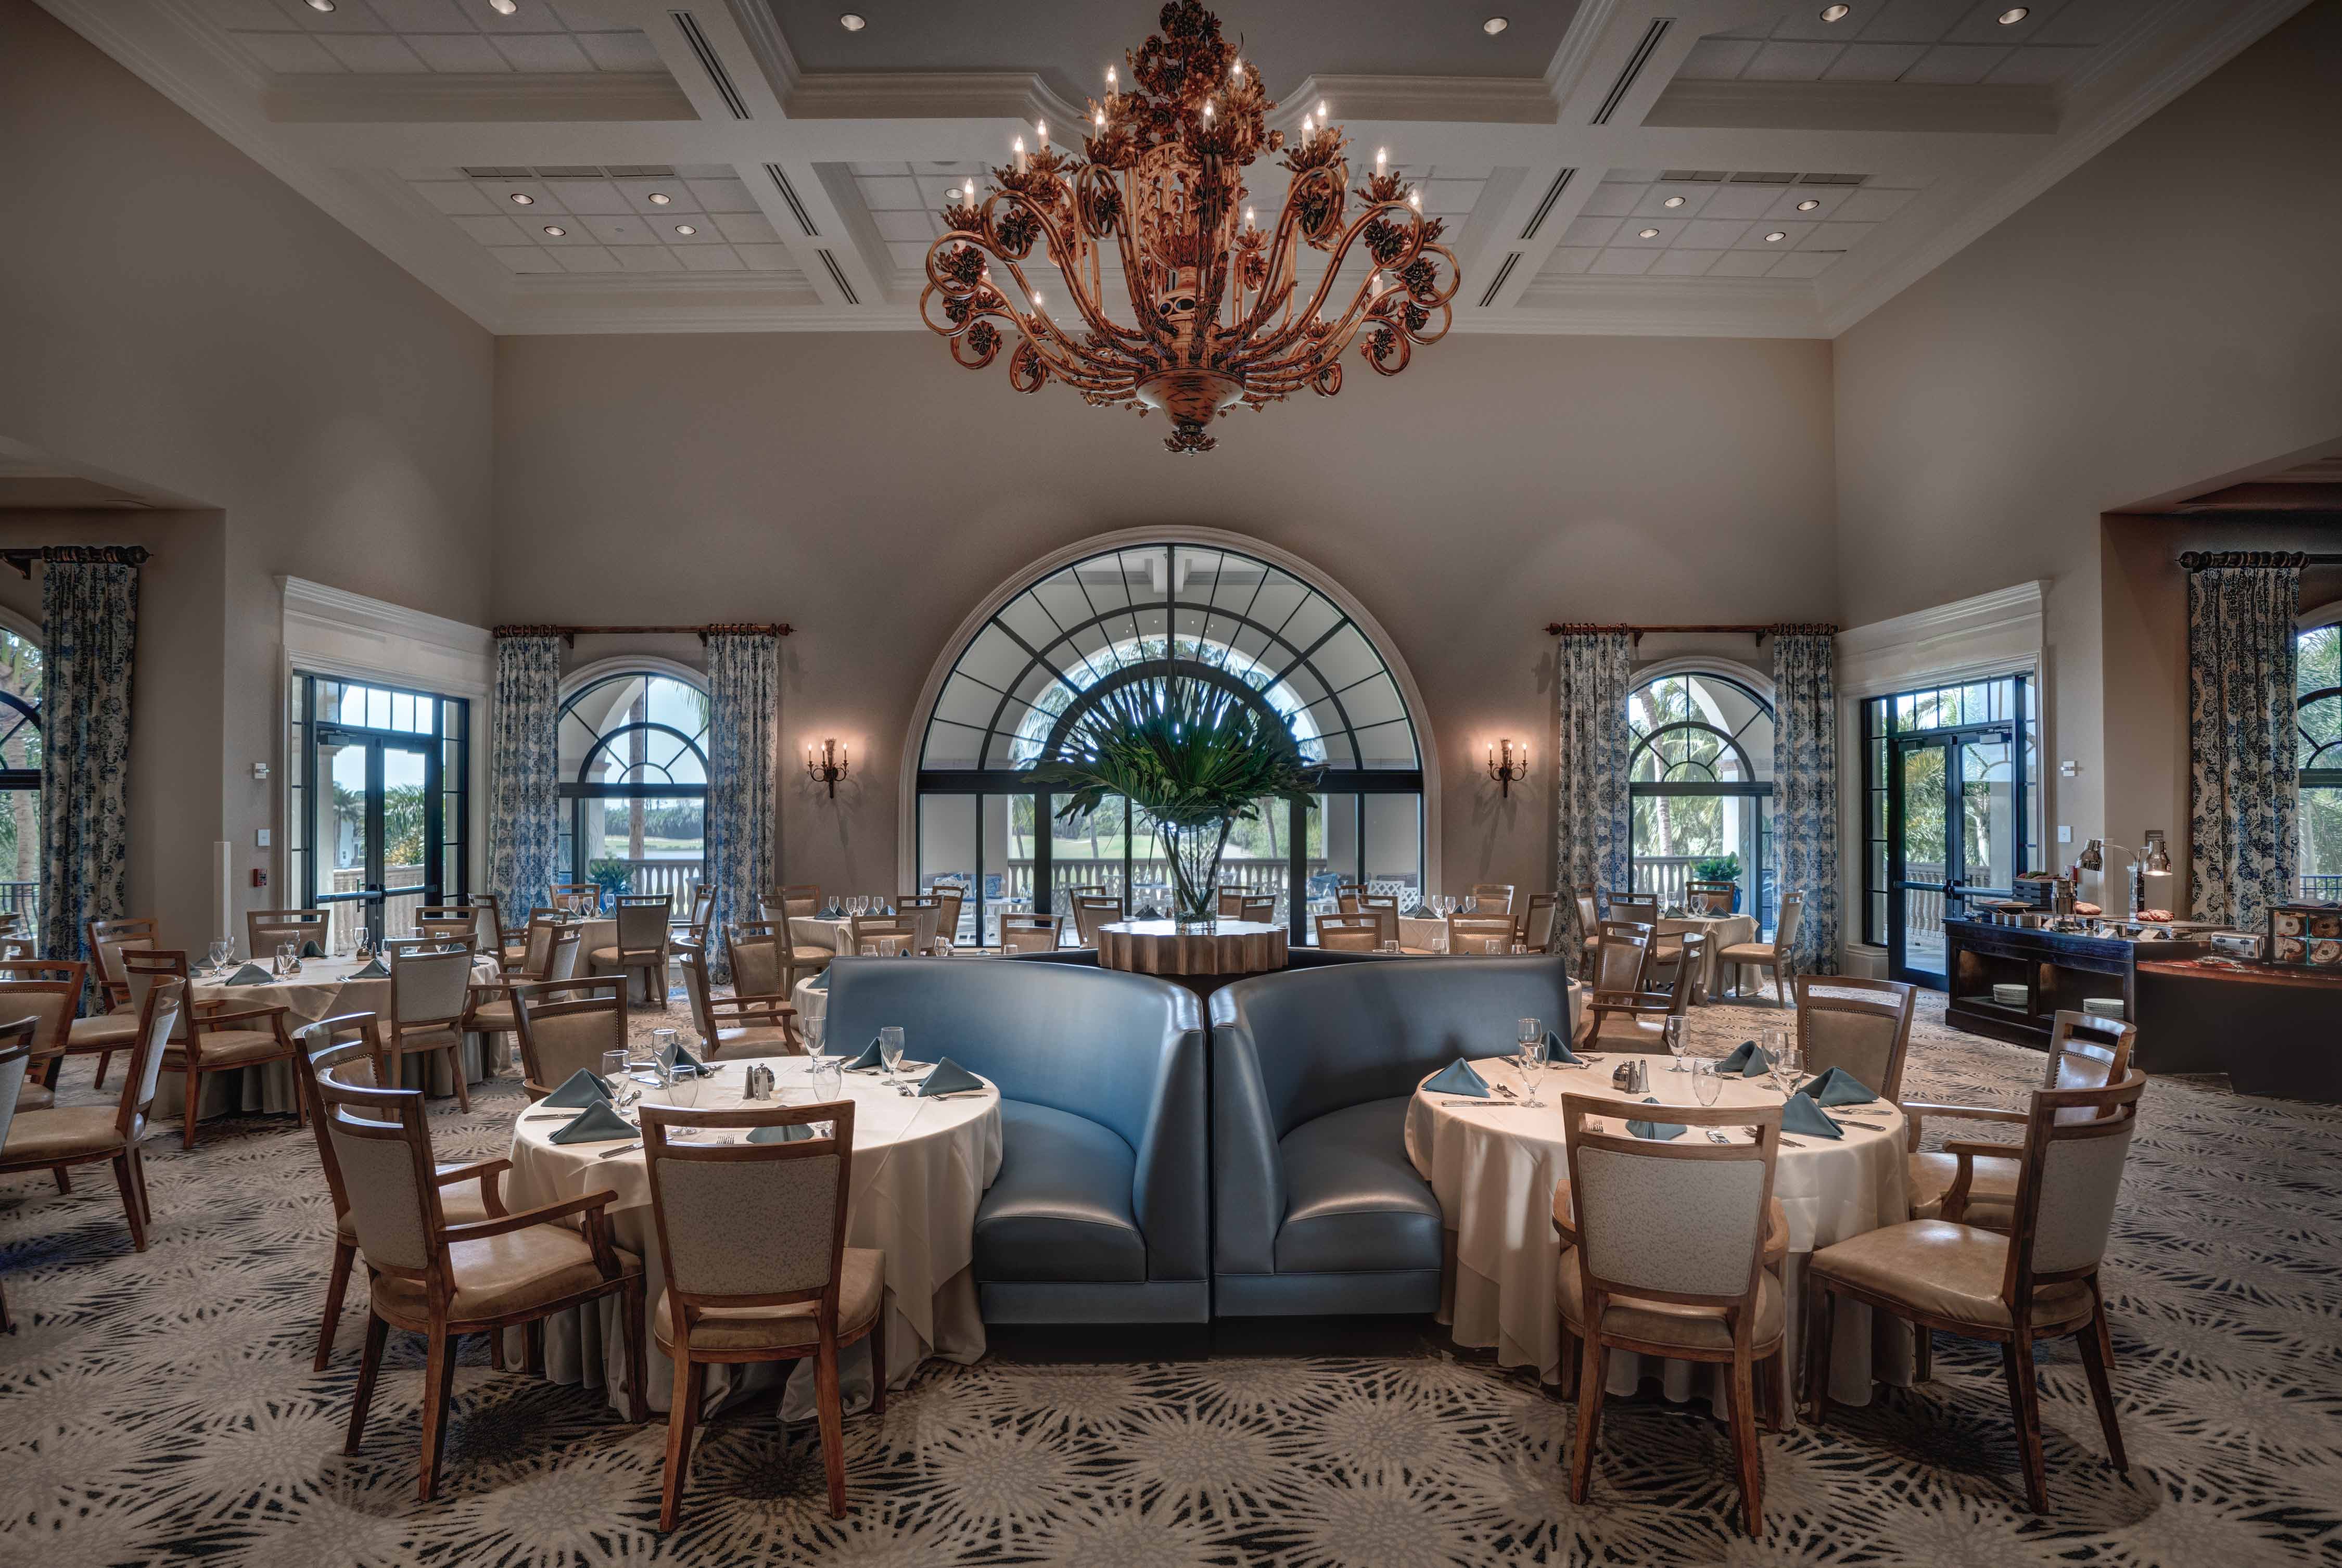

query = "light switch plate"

[
  {"left": 2057, "top": 825, "right": 2071, "bottom": 844},
  {"left": 256, "top": 827, "right": 271, "bottom": 848},
  {"left": 2058, "top": 760, "right": 2079, "bottom": 777}
]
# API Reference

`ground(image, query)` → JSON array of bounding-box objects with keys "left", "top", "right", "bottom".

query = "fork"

[{"left": 595, "top": 1141, "right": 642, "bottom": 1159}]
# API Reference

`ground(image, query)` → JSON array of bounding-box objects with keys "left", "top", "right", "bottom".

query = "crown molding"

[
  {"left": 279, "top": 576, "right": 493, "bottom": 696},
  {"left": 1836, "top": 580, "right": 2046, "bottom": 697},
  {"left": 263, "top": 71, "right": 694, "bottom": 124},
  {"left": 723, "top": 0, "right": 800, "bottom": 104},
  {"left": 1647, "top": 79, "right": 2058, "bottom": 135},
  {"left": 781, "top": 70, "right": 1079, "bottom": 127}
]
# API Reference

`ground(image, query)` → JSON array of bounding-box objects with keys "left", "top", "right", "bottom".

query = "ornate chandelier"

[{"left": 920, "top": 0, "right": 1460, "bottom": 454}]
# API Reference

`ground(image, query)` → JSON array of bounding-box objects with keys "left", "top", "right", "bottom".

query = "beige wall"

[
  {"left": 493, "top": 330, "right": 1836, "bottom": 902},
  {"left": 0, "top": 1, "right": 496, "bottom": 950},
  {"left": 1833, "top": 0, "right": 2342, "bottom": 894}
]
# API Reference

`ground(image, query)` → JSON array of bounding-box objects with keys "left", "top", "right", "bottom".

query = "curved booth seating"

[
  {"left": 1210, "top": 955, "right": 1577, "bottom": 1316},
  {"left": 823, "top": 957, "right": 1207, "bottom": 1324}
]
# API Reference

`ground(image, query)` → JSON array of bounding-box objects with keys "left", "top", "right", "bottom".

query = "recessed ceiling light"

[
  {"left": 839, "top": 11, "right": 865, "bottom": 29},
  {"left": 1796, "top": 197, "right": 1821, "bottom": 211},
  {"left": 542, "top": 225, "right": 565, "bottom": 237},
  {"left": 1820, "top": 4, "right": 1851, "bottom": 21},
  {"left": 489, "top": 0, "right": 518, "bottom": 14},
  {"left": 1662, "top": 194, "right": 1686, "bottom": 208},
  {"left": 1638, "top": 227, "right": 1660, "bottom": 238},
  {"left": 1764, "top": 230, "right": 1787, "bottom": 242},
  {"left": 508, "top": 192, "right": 532, "bottom": 205},
  {"left": 648, "top": 192, "right": 671, "bottom": 205},
  {"left": 675, "top": 224, "right": 697, "bottom": 236},
  {"left": 1483, "top": 16, "right": 1508, "bottom": 34},
  {"left": 1997, "top": 6, "right": 2029, "bottom": 21},
  {"left": 304, "top": 0, "right": 336, "bottom": 11}
]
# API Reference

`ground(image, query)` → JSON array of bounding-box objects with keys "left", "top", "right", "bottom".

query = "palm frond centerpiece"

[{"left": 1029, "top": 674, "right": 1322, "bottom": 926}]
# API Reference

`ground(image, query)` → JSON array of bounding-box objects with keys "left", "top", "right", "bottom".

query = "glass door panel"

[
  {"left": 318, "top": 738, "right": 371, "bottom": 954},
  {"left": 1891, "top": 738, "right": 1952, "bottom": 987},
  {"left": 312, "top": 733, "right": 438, "bottom": 950},
  {"left": 381, "top": 745, "right": 428, "bottom": 938},
  {"left": 1958, "top": 737, "right": 2017, "bottom": 910}
]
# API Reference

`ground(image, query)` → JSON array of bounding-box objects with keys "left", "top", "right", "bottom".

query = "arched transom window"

[
  {"left": 557, "top": 670, "right": 708, "bottom": 910},
  {"left": 1627, "top": 670, "right": 1775, "bottom": 928}
]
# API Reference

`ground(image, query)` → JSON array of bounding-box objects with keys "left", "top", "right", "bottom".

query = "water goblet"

[
  {"left": 1517, "top": 1017, "right": 1541, "bottom": 1059},
  {"left": 1663, "top": 1016, "right": 1687, "bottom": 1071},
  {"left": 879, "top": 1025, "right": 905, "bottom": 1086},
  {"left": 207, "top": 939, "right": 232, "bottom": 975},
  {"left": 1515, "top": 1032, "right": 1549, "bottom": 1108},
  {"left": 1693, "top": 1060, "right": 1723, "bottom": 1107},
  {"left": 1485, "top": 938, "right": 1502, "bottom": 955},
  {"left": 810, "top": 1056, "right": 843, "bottom": 1103}
]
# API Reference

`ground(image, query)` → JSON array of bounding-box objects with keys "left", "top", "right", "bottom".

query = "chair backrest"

[
  {"left": 0, "top": 1022, "right": 34, "bottom": 1155},
  {"left": 2006, "top": 1070, "right": 2146, "bottom": 1290},
  {"left": 897, "top": 901, "right": 943, "bottom": 953},
  {"left": 1685, "top": 879, "right": 1736, "bottom": 914},
  {"left": 895, "top": 894, "right": 941, "bottom": 909},
  {"left": 1000, "top": 913, "right": 1060, "bottom": 954},
  {"left": 1315, "top": 912, "right": 1382, "bottom": 952},
  {"left": 1795, "top": 975, "right": 1918, "bottom": 1101},
  {"left": 1589, "top": 929, "right": 1652, "bottom": 993},
  {"left": 516, "top": 923, "right": 580, "bottom": 984},
  {"left": 1518, "top": 892, "right": 1560, "bottom": 951},
  {"left": 674, "top": 942, "right": 716, "bottom": 1039},
  {"left": 1608, "top": 895, "right": 1659, "bottom": 926},
  {"left": 120, "top": 950, "right": 195, "bottom": 1043},
  {"left": 1071, "top": 895, "right": 1124, "bottom": 947},
  {"left": 1469, "top": 883, "right": 1515, "bottom": 915},
  {"left": 1661, "top": 933, "right": 1706, "bottom": 1015},
  {"left": 514, "top": 981, "right": 629, "bottom": 1092},
  {"left": 771, "top": 884, "right": 821, "bottom": 919},
  {"left": 87, "top": 916, "right": 158, "bottom": 1001},
  {"left": 247, "top": 908, "right": 328, "bottom": 958},
  {"left": 414, "top": 910, "right": 477, "bottom": 945},
  {"left": 551, "top": 882, "right": 600, "bottom": 913},
  {"left": 614, "top": 895, "right": 671, "bottom": 950},
  {"left": 848, "top": 913, "right": 917, "bottom": 956},
  {"left": 291, "top": 1013, "right": 391, "bottom": 1221},
  {"left": 0, "top": 963, "right": 87, "bottom": 1056},
  {"left": 467, "top": 893, "right": 507, "bottom": 954},
  {"left": 1217, "top": 889, "right": 1250, "bottom": 917},
  {"left": 727, "top": 921, "right": 787, "bottom": 995},
  {"left": 684, "top": 885, "right": 717, "bottom": 938},
  {"left": 1448, "top": 914, "right": 1517, "bottom": 954},
  {"left": 1563, "top": 1095, "right": 1780, "bottom": 1309},
  {"left": 642, "top": 1101, "right": 855, "bottom": 1312},
  {"left": 1773, "top": 893, "right": 1805, "bottom": 959},
  {"left": 1238, "top": 896, "right": 1277, "bottom": 925},
  {"left": 1354, "top": 895, "right": 1399, "bottom": 946},
  {"left": 390, "top": 946, "right": 474, "bottom": 1030},
  {"left": 0, "top": 939, "right": 34, "bottom": 964},
  {"left": 114, "top": 977, "right": 185, "bottom": 1139},
  {"left": 931, "top": 884, "right": 965, "bottom": 945},
  {"left": 2044, "top": 1011, "right": 2137, "bottom": 1104},
  {"left": 315, "top": 1065, "right": 442, "bottom": 1276}
]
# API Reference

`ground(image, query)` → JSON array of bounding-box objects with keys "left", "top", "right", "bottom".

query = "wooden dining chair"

[
  {"left": 1808, "top": 1071, "right": 2146, "bottom": 1513},
  {"left": 930, "top": 883, "right": 967, "bottom": 949},
  {"left": 0, "top": 976, "right": 181, "bottom": 1252},
  {"left": 592, "top": 894, "right": 672, "bottom": 1009},
  {"left": 511, "top": 978, "right": 630, "bottom": 1099},
  {"left": 1070, "top": 895, "right": 1124, "bottom": 948},
  {"left": 323, "top": 1066, "right": 645, "bottom": 1501},
  {"left": 676, "top": 941, "right": 798, "bottom": 1058},
  {"left": 1608, "top": 895, "right": 1659, "bottom": 927},
  {"left": 0, "top": 1020, "right": 32, "bottom": 1331},
  {"left": 550, "top": 882, "right": 602, "bottom": 914},
  {"left": 384, "top": 946, "right": 479, "bottom": 1111},
  {"left": 464, "top": 893, "right": 515, "bottom": 965},
  {"left": 1686, "top": 879, "right": 1737, "bottom": 915},
  {"left": 641, "top": 1099, "right": 884, "bottom": 1524},
  {"left": 1582, "top": 933, "right": 1707, "bottom": 1052},
  {"left": 1447, "top": 913, "right": 1518, "bottom": 955},
  {"left": 125, "top": 949, "right": 302, "bottom": 1149},
  {"left": 848, "top": 912, "right": 919, "bottom": 957},
  {"left": 1795, "top": 976, "right": 1919, "bottom": 1102},
  {"left": 674, "top": 885, "right": 717, "bottom": 949},
  {"left": 76, "top": 918, "right": 158, "bottom": 1087},
  {"left": 463, "top": 925, "right": 581, "bottom": 1075},
  {"left": 413, "top": 907, "right": 478, "bottom": 946},
  {"left": 1516, "top": 892, "right": 1561, "bottom": 953},
  {"left": 771, "top": 884, "right": 823, "bottom": 920},
  {"left": 0, "top": 961, "right": 85, "bottom": 1110},
  {"left": 1469, "top": 883, "right": 1516, "bottom": 915},
  {"left": 1557, "top": 1095, "right": 1788, "bottom": 1536},
  {"left": 247, "top": 908, "right": 329, "bottom": 961},
  {"left": 291, "top": 1013, "right": 510, "bottom": 1370},
  {"left": 1574, "top": 891, "right": 1602, "bottom": 970},
  {"left": 1216, "top": 888, "right": 1251, "bottom": 917},
  {"left": 1000, "top": 913, "right": 1061, "bottom": 954},
  {"left": 892, "top": 896, "right": 944, "bottom": 954},
  {"left": 1719, "top": 892, "right": 1803, "bottom": 1006},
  {"left": 1315, "top": 912, "right": 1383, "bottom": 951}
]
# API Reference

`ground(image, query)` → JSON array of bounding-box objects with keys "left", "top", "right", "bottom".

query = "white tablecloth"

[
  {"left": 1657, "top": 913, "right": 1759, "bottom": 998},
  {"left": 157, "top": 955, "right": 503, "bottom": 1119},
  {"left": 1405, "top": 1055, "right": 1912, "bottom": 1407},
  {"left": 506, "top": 1054, "right": 1003, "bottom": 1419}
]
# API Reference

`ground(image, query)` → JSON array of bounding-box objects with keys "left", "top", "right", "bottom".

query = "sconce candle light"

[
  {"left": 1486, "top": 738, "right": 1529, "bottom": 798},
  {"left": 806, "top": 738, "right": 849, "bottom": 798}
]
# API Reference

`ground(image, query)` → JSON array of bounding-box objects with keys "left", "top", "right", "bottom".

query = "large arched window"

[
  {"left": 0, "top": 626, "right": 40, "bottom": 932},
  {"left": 1628, "top": 669, "right": 1774, "bottom": 930},
  {"left": 2302, "top": 620, "right": 2341, "bottom": 898},
  {"left": 916, "top": 541, "right": 1424, "bottom": 945},
  {"left": 557, "top": 668, "right": 708, "bottom": 910}
]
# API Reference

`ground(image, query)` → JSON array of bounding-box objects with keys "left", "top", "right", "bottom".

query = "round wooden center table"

[
  {"left": 161, "top": 953, "right": 502, "bottom": 1119},
  {"left": 506, "top": 1053, "right": 1004, "bottom": 1419},
  {"left": 1404, "top": 1054, "right": 1914, "bottom": 1409},
  {"left": 1096, "top": 918, "right": 1288, "bottom": 978}
]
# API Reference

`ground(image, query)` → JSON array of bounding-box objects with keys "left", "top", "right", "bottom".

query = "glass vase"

[{"left": 1161, "top": 817, "right": 1231, "bottom": 929}]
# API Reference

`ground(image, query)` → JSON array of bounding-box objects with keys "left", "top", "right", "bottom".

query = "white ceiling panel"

[{"left": 213, "top": 0, "right": 659, "bottom": 78}]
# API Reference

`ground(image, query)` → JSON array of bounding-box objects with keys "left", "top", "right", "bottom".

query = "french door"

[
  {"left": 1886, "top": 724, "right": 2021, "bottom": 986},
  {"left": 313, "top": 729, "right": 442, "bottom": 946}
]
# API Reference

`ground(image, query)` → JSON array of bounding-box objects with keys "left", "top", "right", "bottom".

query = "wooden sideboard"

[
  {"left": 1941, "top": 918, "right": 2207, "bottom": 1049},
  {"left": 2135, "top": 957, "right": 2342, "bottom": 1102}
]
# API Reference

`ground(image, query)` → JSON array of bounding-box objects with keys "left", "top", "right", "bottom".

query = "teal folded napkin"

[
  {"left": 659, "top": 1040, "right": 710, "bottom": 1078},
  {"left": 1799, "top": 1066, "right": 1877, "bottom": 1107},
  {"left": 1422, "top": 1058, "right": 1490, "bottom": 1098},
  {"left": 918, "top": 1057, "right": 986, "bottom": 1097},
  {"left": 807, "top": 968, "right": 830, "bottom": 991},
  {"left": 349, "top": 957, "right": 388, "bottom": 979},
  {"left": 1714, "top": 1040, "right": 1772, "bottom": 1077},
  {"left": 301, "top": 939, "right": 324, "bottom": 958},
  {"left": 225, "top": 963, "right": 272, "bottom": 986},
  {"left": 1779, "top": 1091, "right": 1843, "bottom": 1140},
  {"left": 540, "top": 1068, "right": 612, "bottom": 1108},
  {"left": 747, "top": 1121, "right": 816, "bottom": 1143},
  {"left": 1543, "top": 1030, "right": 1581, "bottom": 1066},
  {"left": 843, "top": 1035, "right": 885, "bottom": 1071},
  {"left": 548, "top": 1101, "right": 635, "bottom": 1144},
  {"left": 1625, "top": 1098, "right": 1686, "bottom": 1141}
]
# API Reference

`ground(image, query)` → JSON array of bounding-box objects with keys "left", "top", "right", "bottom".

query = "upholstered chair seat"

[
  {"left": 1810, "top": 1219, "right": 2095, "bottom": 1332},
  {"left": 163, "top": 1028, "right": 286, "bottom": 1068},
  {"left": 370, "top": 1226, "right": 642, "bottom": 1327},
  {"left": 1716, "top": 940, "right": 1774, "bottom": 965},
  {"left": 653, "top": 1248, "right": 884, "bottom": 1353},
  {"left": 1557, "top": 1248, "right": 1785, "bottom": 1352},
  {"left": 3, "top": 1104, "right": 134, "bottom": 1162},
  {"left": 69, "top": 1012, "right": 140, "bottom": 1049},
  {"left": 16, "top": 1081, "right": 53, "bottom": 1112},
  {"left": 466, "top": 998, "right": 517, "bottom": 1031}
]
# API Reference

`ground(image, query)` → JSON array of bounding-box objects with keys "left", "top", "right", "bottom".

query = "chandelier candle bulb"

[{"left": 1013, "top": 135, "right": 1027, "bottom": 173}]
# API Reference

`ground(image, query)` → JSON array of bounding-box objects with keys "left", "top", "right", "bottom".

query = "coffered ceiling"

[{"left": 43, "top": 0, "right": 2306, "bottom": 337}]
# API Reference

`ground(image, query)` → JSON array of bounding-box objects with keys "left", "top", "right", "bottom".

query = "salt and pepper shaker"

[{"left": 743, "top": 1064, "right": 777, "bottom": 1100}]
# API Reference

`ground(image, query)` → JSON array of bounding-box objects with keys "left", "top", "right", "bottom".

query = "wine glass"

[
  {"left": 207, "top": 939, "right": 232, "bottom": 976},
  {"left": 801, "top": 1014, "right": 826, "bottom": 1063},
  {"left": 352, "top": 924, "right": 373, "bottom": 962},
  {"left": 1517, "top": 1017, "right": 1541, "bottom": 1062},
  {"left": 1485, "top": 938, "right": 1502, "bottom": 955},
  {"left": 1663, "top": 1016, "right": 1687, "bottom": 1072},
  {"left": 1693, "top": 1060, "right": 1723, "bottom": 1107},
  {"left": 879, "top": 1025, "right": 905, "bottom": 1086},
  {"left": 1514, "top": 1030, "right": 1548, "bottom": 1108}
]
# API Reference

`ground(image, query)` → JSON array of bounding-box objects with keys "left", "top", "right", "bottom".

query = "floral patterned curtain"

[
  {"left": 1772, "top": 630, "right": 1839, "bottom": 976},
  {"left": 488, "top": 635, "right": 562, "bottom": 921},
  {"left": 2187, "top": 554, "right": 2300, "bottom": 930},
  {"left": 38, "top": 553, "right": 139, "bottom": 966},
  {"left": 704, "top": 631, "right": 779, "bottom": 984},
  {"left": 1553, "top": 630, "right": 1634, "bottom": 975}
]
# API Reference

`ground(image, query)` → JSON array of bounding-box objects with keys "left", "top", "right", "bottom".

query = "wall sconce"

[
  {"left": 805, "top": 738, "right": 849, "bottom": 798},
  {"left": 1486, "top": 737, "right": 1529, "bottom": 798}
]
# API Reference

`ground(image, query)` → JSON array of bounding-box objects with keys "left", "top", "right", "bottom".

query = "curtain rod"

[
  {"left": 2178, "top": 551, "right": 2338, "bottom": 569},
  {"left": 1546, "top": 620, "right": 1837, "bottom": 647},
  {"left": 491, "top": 622, "right": 792, "bottom": 644},
  {"left": 2, "top": 544, "right": 151, "bottom": 579}
]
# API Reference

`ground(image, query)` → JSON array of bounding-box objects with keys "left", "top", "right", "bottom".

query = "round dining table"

[
  {"left": 1657, "top": 912, "right": 1759, "bottom": 998},
  {"left": 160, "top": 953, "right": 503, "bottom": 1119},
  {"left": 1404, "top": 1053, "right": 1912, "bottom": 1408},
  {"left": 505, "top": 1052, "right": 1003, "bottom": 1419}
]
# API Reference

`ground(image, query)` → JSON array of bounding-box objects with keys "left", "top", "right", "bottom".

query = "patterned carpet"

[{"left": 3, "top": 985, "right": 2339, "bottom": 1567}]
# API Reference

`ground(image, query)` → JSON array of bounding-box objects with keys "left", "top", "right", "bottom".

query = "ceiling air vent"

[
  {"left": 1728, "top": 171, "right": 1798, "bottom": 185},
  {"left": 1520, "top": 168, "right": 1576, "bottom": 241},
  {"left": 818, "top": 250, "right": 858, "bottom": 305},
  {"left": 671, "top": 11, "right": 750, "bottom": 120},
  {"left": 766, "top": 164, "right": 818, "bottom": 237},
  {"left": 1478, "top": 253, "right": 1521, "bottom": 309},
  {"left": 1797, "top": 172, "right": 1867, "bottom": 186},
  {"left": 1591, "top": 18, "right": 1671, "bottom": 126}
]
